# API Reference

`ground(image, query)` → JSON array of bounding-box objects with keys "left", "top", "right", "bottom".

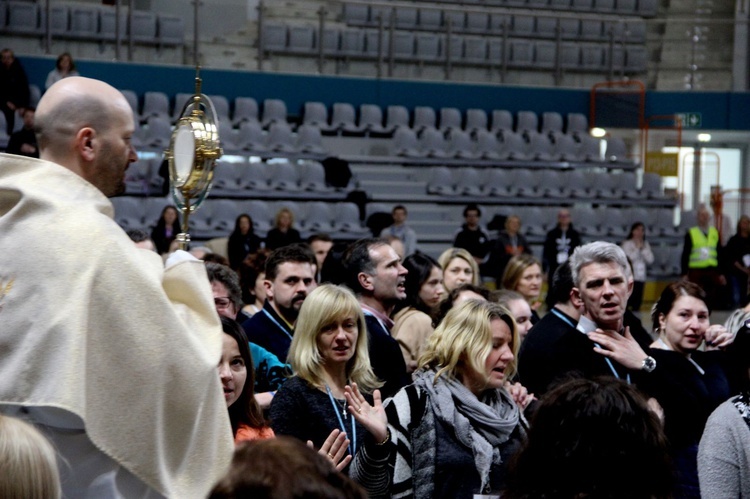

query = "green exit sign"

[{"left": 677, "top": 112, "right": 702, "bottom": 128}]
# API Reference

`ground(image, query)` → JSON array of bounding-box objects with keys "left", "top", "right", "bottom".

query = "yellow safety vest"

[{"left": 688, "top": 226, "right": 719, "bottom": 268}]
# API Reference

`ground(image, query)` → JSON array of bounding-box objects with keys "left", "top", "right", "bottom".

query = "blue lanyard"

[
  {"left": 325, "top": 385, "right": 356, "bottom": 457},
  {"left": 574, "top": 313, "right": 631, "bottom": 384},
  {"left": 261, "top": 308, "right": 294, "bottom": 342},
  {"left": 551, "top": 308, "right": 576, "bottom": 329}
]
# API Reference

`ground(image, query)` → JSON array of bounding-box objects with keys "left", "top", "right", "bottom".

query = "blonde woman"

[
  {"left": 347, "top": 300, "right": 531, "bottom": 497},
  {"left": 269, "top": 284, "right": 381, "bottom": 470},
  {"left": 438, "top": 247, "right": 481, "bottom": 293},
  {"left": 265, "top": 207, "right": 302, "bottom": 250},
  {"left": 501, "top": 254, "right": 543, "bottom": 324},
  {"left": 0, "top": 414, "right": 61, "bottom": 499}
]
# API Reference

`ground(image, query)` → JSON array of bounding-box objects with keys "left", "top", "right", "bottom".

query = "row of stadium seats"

[{"left": 0, "top": 1, "right": 184, "bottom": 46}]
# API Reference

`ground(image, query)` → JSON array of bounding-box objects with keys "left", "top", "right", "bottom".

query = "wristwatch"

[{"left": 641, "top": 356, "right": 657, "bottom": 373}]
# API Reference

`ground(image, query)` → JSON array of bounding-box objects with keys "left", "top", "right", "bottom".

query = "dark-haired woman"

[
  {"left": 219, "top": 316, "right": 274, "bottom": 443},
  {"left": 227, "top": 214, "right": 262, "bottom": 270},
  {"left": 392, "top": 252, "right": 445, "bottom": 373},
  {"left": 150, "top": 205, "right": 181, "bottom": 255}
]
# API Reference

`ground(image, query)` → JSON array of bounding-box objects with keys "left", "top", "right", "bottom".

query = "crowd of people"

[{"left": 2, "top": 74, "right": 750, "bottom": 498}]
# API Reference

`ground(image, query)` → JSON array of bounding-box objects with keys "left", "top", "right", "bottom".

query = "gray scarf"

[{"left": 413, "top": 369, "right": 520, "bottom": 493}]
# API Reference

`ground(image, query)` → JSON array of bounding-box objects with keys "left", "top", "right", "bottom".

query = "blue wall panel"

[{"left": 21, "top": 56, "right": 750, "bottom": 130}]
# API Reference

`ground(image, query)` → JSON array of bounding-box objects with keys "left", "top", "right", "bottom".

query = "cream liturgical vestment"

[{"left": 0, "top": 154, "right": 234, "bottom": 498}]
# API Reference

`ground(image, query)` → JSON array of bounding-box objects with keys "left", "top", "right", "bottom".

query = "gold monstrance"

[{"left": 165, "top": 67, "right": 223, "bottom": 250}]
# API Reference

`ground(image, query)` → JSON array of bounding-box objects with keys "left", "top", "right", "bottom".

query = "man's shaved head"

[{"left": 35, "top": 77, "right": 137, "bottom": 197}]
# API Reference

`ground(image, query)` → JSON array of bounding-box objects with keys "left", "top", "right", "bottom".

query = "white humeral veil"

[{"left": 0, "top": 154, "right": 233, "bottom": 498}]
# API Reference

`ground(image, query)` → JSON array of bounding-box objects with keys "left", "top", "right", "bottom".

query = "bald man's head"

[{"left": 35, "top": 77, "right": 137, "bottom": 197}]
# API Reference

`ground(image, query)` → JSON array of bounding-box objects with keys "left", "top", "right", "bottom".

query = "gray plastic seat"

[
  {"left": 302, "top": 102, "right": 331, "bottom": 130},
  {"left": 447, "top": 129, "right": 478, "bottom": 159},
  {"left": 527, "top": 132, "right": 557, "bottom": 161},
  {"left": 581, "top": 135, "right": 605, "bottom": 162},
  {"left": 489, "top": 13, "right": 510, "bottom": 34},
  {"left": 513, "top": 169, "right": 546, "bottom": 199},
  {"left": 392, "top": 32, "right": 415, "bottom": 59},
  {"left": 512, "top": 15, "right": 535, "bottom": 36},
  {"left": 261, "top": 99, "right": 288, "bottom": 129},
  {"left": 330, "top": 102, "right": 358, "bottom": 135},
  {"left": 343, "top": 3, "right": 369, "bottom": 25},
  {"left": 99, "top": 7, "right": 128, "bottom": 40},
  {"left": 232, "top": 97, "right": 259, "bottom": 127},
  {"left": 439, "top": 108, "right": 462, "bottom": 132},
  {"left": 288, "top": 25, "right": 316, "bottom": 54},
  {"left": 475, "top": 130, "right": 504, "bottom": 160},
  {"left": 466, "top": 12, "right": 489, "bottom": 33},
  {"left": 444, "top": 11, "right": 465, "bottom": 31},
  {"left": 554, "top": 134, "right": 583, "bottom": 161},
  {"left": 567, "top": 113, "right": 588, "bottom": 135},
  {"left": 296, "top": 125, "right": 327, "bottom": 155},
  {"left": 415, "top": 34, "right": 441, "bottom": 61},
  {"left": 266, "top": 122, "right": 297, "bottom": 153},
  {"left": 463, "top": 37, "right": 488, "bottom": 64},
  {"left": 626, "top": 46, "right": 648, "bottom": 72},
  {"left": 268, "top": 161, "right": 302, "bottom": 191},
  {"left": 303, "top": 201, "right": 336, "bottom": 233},
  {"left": 334, "top": 202, "right": 370, "bottom": 235},
  {"left": 208, "top": 95, "right": 231, "bottom": 125},
  {"left": 641, "top": 172, "right": 665, "bottom": 199},
  {"left": 580, "top": 20, "right": 603, "bottom": 40},
  {"left": 241, "top": 162, "right": 272, "bottom": 192},
  {"left": 485, "top": 168, "right": 514, "bottom": 197},
  {"left": 7, "top": 2, "right": 40, "bottom": 34},
  {"left": 142, "top": 91, "right": 170, "bottom": 122},
  {"left": 392, "top": 127, "right": 425, "bottom": 157},
  {"left": 581, "top": 45, "right": 605, "bottom": 70},
  {"left": 456, "top": 167, "right": 484, "bottom": 196},
  {"left": 321, "top": 27, "right": 340, "bottom": 54},
  {"left": 141, "top": 116, "right": 172, "bottom": 149},
  {"left": 418, "top": 9, "right": 442, "bottom": 30},
  {"left": 70, "top": 5, "right": 98, "bottom": 39},
  {"left": 594, "top": 0, "right": 616, "bottom": 12},
  {"left": 358, "top": 104, "right": 389, "bottom": 136},
  {"left": 261, "top": 23, "right": 287, "bottom": 52},
  {"left": 490, "top": 110, "right": 514, "bottom": 133},
  {"left": 535, "top": 42, "right": 556, "bottom": 69},
  {"left": 120, "top": 89, "right": 141, "bottom": 122},
  {"left": 395, "top": 7, "right": 418, "bottom": 29},
  {"left": 340, "top": 29, "right": 365, "bottom": 55},
  {"left": 39, "top": 5, "right": 69, "bottom": 35},
  {"left": 157, "top": 14, "right": 184, "bottom": 45},
  {"left": 212, "top": 161, "right": 244, "bottom": 195},
  {"left": 130, "top": 10, "right": 157, "bottom": 42},
  {"left": 605, "top": 137, "right": 629, "bottom": 162},
  {"left": 509, "top": 40, "right": 534, "bottom": 67},
  {"left": 516, "top": 111, "right": 539, "bottom": 134},
  {"left": 639, "top": 0, "right": 658, "bottom": 16},
  {"left": 235, "top": 121, "right": 268, "bottom": 154},
  {"left": 427, "top": 166, "right": 456, "bottom": 196},
  {"left": 218, "top": 121, "right": 239, "bottom": 154},
  {"left": 419, "top": 127, "right": 451, "bottom": 159},
  {"left": 384, "top": 105, "right": 410, "bottom": 134},
  {"left": 568, "top": 169, "right": 597, "bottom": 198},
  {"left": 541, "top": 112, "right": 564, "bottom": 135},
  {"left": 171, "top": 93, "right": 193, "bottom": 123},
  {"left": 299, "top": 161, "right": 334, "bottom": 192},
  {"left": 498, "top": 130, "right": 531, "bottom": 161},
  {"left": 465, "top": 108, "right": 488, "bottom": 134}
]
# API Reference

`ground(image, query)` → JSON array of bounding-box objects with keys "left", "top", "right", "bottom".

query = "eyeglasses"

[{"left": 214, "top": 297, "right": 232, "bottom": 309}]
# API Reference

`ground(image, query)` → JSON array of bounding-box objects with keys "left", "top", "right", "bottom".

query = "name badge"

[
  {"left": 699, "top": 247, "right": 710, "bottom": 260},
  {"left": 474, "top": 495, "right": 500, "bottom": 499}
]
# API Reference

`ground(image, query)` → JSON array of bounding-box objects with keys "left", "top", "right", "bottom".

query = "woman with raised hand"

[
  {"left": 269, "top": 284, "right": 381, "bottom": 471},
  {"left": 347, "top": 300, "right": 530, "bottom": 498}
]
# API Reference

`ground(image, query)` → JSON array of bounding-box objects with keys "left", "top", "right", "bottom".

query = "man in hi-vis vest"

[{"left": 681, "top": 203, "right": 726, "bottom": 307}]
